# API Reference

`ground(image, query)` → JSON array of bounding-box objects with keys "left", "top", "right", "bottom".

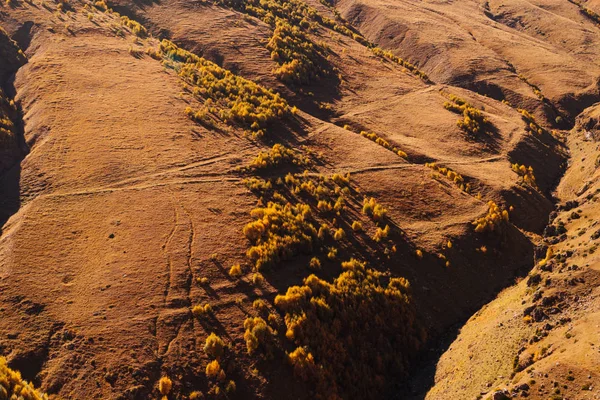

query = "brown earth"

[{"left": 0, "top": 0, "right": 598, "bottom": 399}]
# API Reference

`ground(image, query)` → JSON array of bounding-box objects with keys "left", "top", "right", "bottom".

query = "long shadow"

[
  {"left": 0, "top": 63, "right": 28, "bottom": 234},
  {"left": 240, "top": 157, "right": 540, "bottom": 396},
  {"left": 398, "top": 323, "right": 462, "bottom": 399},
  {"left": 0, "top": 161, "right": 22, "bottom": 231}
]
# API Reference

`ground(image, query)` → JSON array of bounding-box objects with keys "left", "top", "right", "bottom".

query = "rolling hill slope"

[{"left": 0, "top": 0, "right": 598, "bottom": 399}]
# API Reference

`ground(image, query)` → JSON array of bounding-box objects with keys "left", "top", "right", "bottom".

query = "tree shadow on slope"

[
  {"left": 0, "top": 30, "right": 29, "bottom": 234},
  {"left": 0, "top": 161, "right": 22, "bottom": 231},
  {"left": 238, "top": 164, "right": 539, "bottom": 398}
]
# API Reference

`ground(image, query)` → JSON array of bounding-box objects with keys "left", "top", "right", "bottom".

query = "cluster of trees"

[
  {"left": 443, "top": 93, "right": 491, "bottom": 136},
  {"left": 426, "top": 162, "right": 471, "bottom": 193},
  {"left": 216, "top": 0, "right": 334, "bottom": 85},
  {"left": 159, "top": 40, "right": 289, "bottom": 136},
  {"left": 512, "top": 163, "right": 537, "bottom": 188},
  {"left": 202, "top": 334, "right": 236, "bottom": 397},
  {"left": 0, "top": 90, "right": 16, "bottom": 146},
  {"left": 242, "top": 176, "right": 273, "bottom": 192},
  {"left": 243, "top": 201, "right": 317, "bottom": 270},
  {"left": 120, "top": 15, "right": 147, "bottom": 37},
  {"left": 217, "top": 0, "right": 318, "bottom": 28},
  {"left": 473, "top": 200, "right": 510, "bottom": 233},
  {"left": 360, "top": 131, "right": 408, "bottom": 158},
  {"left": 0, "top": 27, "right": 25, "bottom": 147},
  {"left": 274, "top": 258, "right": 425, "bottom": 399},
  {"left": 248, "top": 143, "right": 308, "bottom": 170},
  {"left": 362, "top": 197, "right": 387, "bottom": 221},
  {"left": 213, "top": 0, "right": 433, "bottom": 88},
  {"left": 566, "top": 0, "right": 600, "bottom": 24},
  {"left": 371, "top": 47, "right": 429, "bottom": 81},
  {"left": 241, "top": 169, "right": 395, "bottom": 273},
  {"left": 517, "top": 108, "right": 548, "bottom": 135},
  {"left": 267, "top": 21, "right": 331, "bottom": 85}
]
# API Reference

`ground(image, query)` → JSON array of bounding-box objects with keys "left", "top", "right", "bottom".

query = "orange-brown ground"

[{"left": 0, "top": 0, "right": 598, "bottom": 399}]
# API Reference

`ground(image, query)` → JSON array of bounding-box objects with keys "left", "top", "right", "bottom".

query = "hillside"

[{"left": 0, "top": 0, "right": 597, "bottom": 399}]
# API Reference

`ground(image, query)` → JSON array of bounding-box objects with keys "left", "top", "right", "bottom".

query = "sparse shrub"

[
  {"left": 473, "top": 201, "right": 510, "bottom": 233},
  {"left": 93, "top": 0, "right": 107, "bottom": 10},
  {"left": 517, "top": 108, "right": 547, "bottom": 135},
  {"left": 229, "top": 264, "right": 243, "bottom": 278},
  {"left": 146, "top": 47, "right": 162, "bottom": 60},
  {"left": 331, "top": 172, "right": 350, "bottom": 186},
  {"left": 204, "top": 333, "right": 225, "bottom": 359},
  {"left": 317, "top": 223, "right": 328, "bottom": 240},
  {"left": 0, "top": 357, "right": 48, "bottom": 399},
  {"left": 205, "top": 360, "right": 226, "bottom": 381},
  {"left": 252, "top": 272, "right": 265, "bottom": 285},
  {"left": 253, "top": 299, "right": 268, "bottom": 312},
  {"left": 128, "top": 46, "right": 144, "bottom": 58},
  {"left": 192, "top": 303, "right": 213, "bottom": 318},
  {"left": 189, "top": 391, "right": 204, "bottom": 399},
  {"left": 0, "top": 90, "right": 18, "bottom": 146},
  {"left": 309, "top": 256, "right": 321, "bottom": 271},
  {"left": 158, "top": 376, "right": 172, "bottom": 398},
  {"left": 327, "top": 246, "right": 337, "bottom": 260},
  {"left": 197, "top": 277, "right": 210, "bottom": 285},
  {"left": 317, "top": 200, "right": 333, "bottom": 213},
  {"left": 373, "top": 225, "right": 390, "bottom": 242},
  {"left": 362, "top": 197, "right": 387, "bottom": 221},
  {"left": 538, "top": 247, "right": 554, "bottom": 267},
  {"left": 360, "top": 131, "right": 408, "bottom": 158},
  {"left": 244, "top": 316, "right": 275, "bottom": 355},
  {"left": 225, "top": 380, "right": 236, "bottom": 393},
  {"left": 275, "top": 259, "right": 425, "bottom": 399},
  {"left": 516, "top": 73, "right": 546, "bottom": 102},
  {"left": 415, "top": 249, "right": 423, "bottom": 258},
  {"left": 333, "top": 227, "right": 345, "bottom": 240},
  {"left": 511, "top": 163, "right": 537, "bottom": 188},
  {"left": 351, "top": 221, "right": 363, "bottom": 232}
]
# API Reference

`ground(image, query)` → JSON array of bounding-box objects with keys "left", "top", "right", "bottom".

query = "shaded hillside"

[{"left": 422, "top": 100, "right": 600, "bottom": 400}]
